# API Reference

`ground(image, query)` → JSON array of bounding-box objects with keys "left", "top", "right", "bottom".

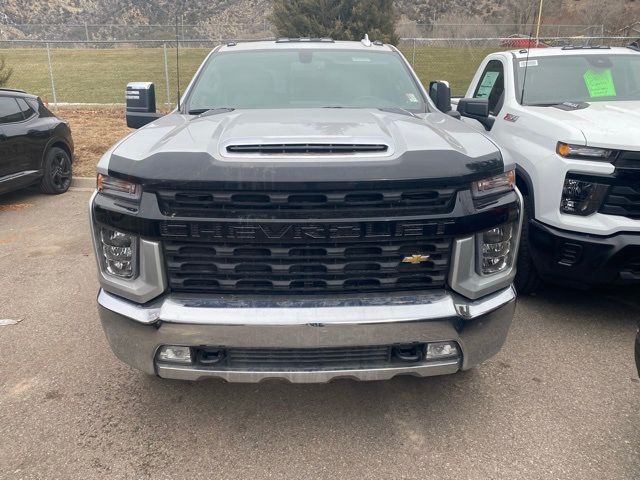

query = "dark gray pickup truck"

[{"left": 90, "top": 38, "right": 522, "bottom": 383}]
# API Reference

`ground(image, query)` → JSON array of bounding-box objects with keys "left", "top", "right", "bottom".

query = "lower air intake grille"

[{"left": 225, "top": 346, "right": 392, "bottom": 369}]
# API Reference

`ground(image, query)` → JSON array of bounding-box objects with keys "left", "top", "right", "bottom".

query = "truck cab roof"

[
  {"left": 216, "top": 38, "right": 394, "bottom": 53},
  {"left": 509, "top": 46, "right": 638, "bottom": 59}
]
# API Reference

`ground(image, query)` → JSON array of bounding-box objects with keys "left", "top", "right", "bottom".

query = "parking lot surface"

[{"left": 1, "top": 188, "right": 639, "bottom": 480}]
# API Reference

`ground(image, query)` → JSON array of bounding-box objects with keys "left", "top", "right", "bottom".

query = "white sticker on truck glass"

[
  {"left": 519, "top": 60, "right": 539, "bottom": 67},
  {"left": 476, "top": 71, "right": 500, "bottom": 98},
  {"left": 406, "top": 93, "right": 419, "bottom": 103}
]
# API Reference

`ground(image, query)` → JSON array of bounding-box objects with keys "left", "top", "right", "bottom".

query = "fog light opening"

[
  {"left": 158, "top": 345, "right": 192, "bottom": 364},
  {"left": 98, "top": 227, "right": 138, "bottom": 279},
  {"left": 476, "top": 223, "right": 516, "bottom": 276},
  {"left": 425, "top": 341, "right": 459, "bottom": 360}
]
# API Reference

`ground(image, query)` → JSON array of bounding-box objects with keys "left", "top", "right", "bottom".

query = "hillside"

[{"left": 1, "top": 0, "right": 638, "bottom": 40}]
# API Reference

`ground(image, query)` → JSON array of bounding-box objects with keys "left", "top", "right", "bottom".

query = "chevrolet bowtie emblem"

[{"left": 402, "top": 254, "right": 430, "bottom": 264}]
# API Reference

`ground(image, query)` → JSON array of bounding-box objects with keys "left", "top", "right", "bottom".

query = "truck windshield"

[
  {"left": 187, "top": 49, "right": 426, "bottom": 113},
  {"left": 515, "top": 54, "right": 640, "bottom": 105}
]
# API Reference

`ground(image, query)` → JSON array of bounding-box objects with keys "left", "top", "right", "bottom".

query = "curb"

[{"left": 71, "top": 177, "right": 95, "bottom": 188}]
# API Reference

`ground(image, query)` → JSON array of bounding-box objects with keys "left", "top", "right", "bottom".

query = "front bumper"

[
  {"left": 529, "top": 220, "right": 640, "bottom": 288},
  {"left": 97, "top": 286, "right": 516, "bottom": 383}
]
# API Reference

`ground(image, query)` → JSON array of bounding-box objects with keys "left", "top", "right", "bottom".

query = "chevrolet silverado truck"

[
  {"left": 90, "top": 38, "right": 522, "bottom": 383},
  {"left": 444, "top": 46, "right": 640, "bottom": 292}
]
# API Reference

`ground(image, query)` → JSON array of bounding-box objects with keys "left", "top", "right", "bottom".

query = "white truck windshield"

[
  {"left": 516, "top": 54, "right": 640, "bottom": 105},
  {"left": 187, "top": 49, "right": 426, "bottom": 113}
]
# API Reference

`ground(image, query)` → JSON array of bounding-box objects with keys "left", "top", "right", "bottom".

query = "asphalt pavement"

[{"left": 1, "top": 187, "right": 639, "bottom": 480}]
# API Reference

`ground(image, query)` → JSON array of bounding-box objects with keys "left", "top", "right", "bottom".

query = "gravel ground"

[{"left": 1, "top": 188, "right": 639, "bottom": 480}]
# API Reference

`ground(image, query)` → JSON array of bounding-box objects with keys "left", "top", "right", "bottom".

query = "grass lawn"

[
  {"left": 1, "top": 45, "right": 502, "bottom": 103},
  {"left": 0, "top": 47, "right": 210, "bottom": 105}
]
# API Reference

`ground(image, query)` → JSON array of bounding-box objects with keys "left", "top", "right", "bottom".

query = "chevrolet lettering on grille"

[{"left": 159, "top": 220, "right": 456, "bottom": 242}]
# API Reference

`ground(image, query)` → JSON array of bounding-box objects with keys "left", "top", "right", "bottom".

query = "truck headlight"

[
  {"left": 560, "top": 178, "right": 609, "bottom": 216},
  {"left": 477, "top": 223, "right": 515, "bottom": 275},
  {"left": 472, "top": 170, "right": 515, "bottom": 199},
  {"left": 99, "top": 228, "right": 138, "bottom": 279},
  {"left": 97, "top": 174, "right": 141, "bottom": 201},
  {"left": 556, "top": 142, "right": 617, "bottom": 161}
]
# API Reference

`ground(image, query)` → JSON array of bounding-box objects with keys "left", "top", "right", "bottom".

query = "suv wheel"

[
  {"left": 515, "top": 195, "right": 541, "bottom": 294},
  {"left": 40, "top": 147, "right": 72, "bottom": 194}
]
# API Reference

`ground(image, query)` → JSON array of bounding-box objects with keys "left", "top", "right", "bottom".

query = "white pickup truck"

[{"left": 434, "top": 45, "right": 640, "bottom": 292}]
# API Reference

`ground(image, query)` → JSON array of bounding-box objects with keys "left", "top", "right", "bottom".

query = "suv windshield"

[
  {"left": 515, "top": 53, "right": 640, "bottom": 105},
  {"left": 187, "top": 49, "right": 426, "bottom": 112}
]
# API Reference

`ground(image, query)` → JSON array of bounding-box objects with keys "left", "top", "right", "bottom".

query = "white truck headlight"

[
  {"left": 99, "top": 228, "right": 138, "bottom": 279},
  {"left": 477, "top": 223, "right": 515, "bottom": 276},
  {"left": 557, "top": 142, "right": 617, "bottom": 161},
  {"left": 472, "top": 170, "right": 515, "bottom": 199}
]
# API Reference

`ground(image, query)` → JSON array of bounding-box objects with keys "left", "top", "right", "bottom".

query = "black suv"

[{"left": 0, "top": 88, "right": 74, "bottom": 195}]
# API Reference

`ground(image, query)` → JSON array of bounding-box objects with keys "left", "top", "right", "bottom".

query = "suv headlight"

[
  {"left": 471, "top": 170, "right": 515, "bottom": 199},
  {"left": 98, "top": 227, "right": 138, "bottom": 279},
  {"left": 557, "top": 142, "right": 617, "bottom": 161},
  {"left": 477, "top": 223, "right": 515, "bottom": 275},
  {"left": 97, "top": 174, "right": 141, "bottom": 201}
]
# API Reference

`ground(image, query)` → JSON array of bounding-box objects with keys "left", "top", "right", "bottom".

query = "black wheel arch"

[
  {"left": 515, "top": 166, "right": 534, "bottom": 216},
  {"left": 40, "top": 137, "right": 74, "bottom": 169}
]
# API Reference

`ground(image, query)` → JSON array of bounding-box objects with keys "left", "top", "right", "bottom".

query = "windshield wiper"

[
  {"left": 321, "top": 106, "right": 418, "bottom": 117},
  {"left": 378, "top": 107, "right": 418, "bottom": 118},
  {"left": 524, "top": 102, "right": 569, "bottom": 107},
  {"left": 188, "top": 107, "right": 235, "bottom": 116}
]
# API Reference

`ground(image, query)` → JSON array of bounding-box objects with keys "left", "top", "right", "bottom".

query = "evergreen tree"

[{"left": 271, "top": 0, "right": 398, "bottom": 44}]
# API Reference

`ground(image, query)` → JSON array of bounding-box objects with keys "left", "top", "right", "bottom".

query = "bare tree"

[{"left": 576, "top": 0, "right": 629, "bottom": 33}]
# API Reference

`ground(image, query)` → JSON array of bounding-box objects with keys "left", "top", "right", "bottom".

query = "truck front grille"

[
  {"left": 600, "top": 184, "right": 640, "bottom": 219},
  {"left": 155, "top": 181, "right": 457, "bottom": 219},
  {"left": 599, "top": 152, "right": 640, "bottom": 219},
  {"left": 163, "top": 235, "right": 451, "bottom": 295}
]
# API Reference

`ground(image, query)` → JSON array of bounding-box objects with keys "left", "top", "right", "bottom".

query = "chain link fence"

[{"left": 1, "top": 35, "right": 638, "bottom": 106}]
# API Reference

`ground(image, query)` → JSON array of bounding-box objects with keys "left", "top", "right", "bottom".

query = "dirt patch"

[
  {"left": 52, "top": 107, "right": 133, "bottom": 177},
  {"left": 0, "top": 203, "right": 34, "bottom": 212}
]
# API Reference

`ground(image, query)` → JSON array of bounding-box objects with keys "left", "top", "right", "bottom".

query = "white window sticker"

[
  {"left": 406, "top": 93, "right": 419, "bottom": 103},
  {"left": 476, "top": 71, "right": 500, "bottom": 98},
  {"left": 519, "top": 60, "right": 539, "bottom": 68}
]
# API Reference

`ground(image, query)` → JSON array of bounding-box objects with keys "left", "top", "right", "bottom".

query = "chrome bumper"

[{"left": 97, "top": 286, "right": 516, "bottom": 383}]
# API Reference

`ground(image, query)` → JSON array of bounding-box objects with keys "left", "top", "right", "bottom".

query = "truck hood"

[
  {"left": 529, "top": 101, "right": 640, "bottom": 150},
  {"left": 106, "top": 108, "right": 504, "bottom": 184}
]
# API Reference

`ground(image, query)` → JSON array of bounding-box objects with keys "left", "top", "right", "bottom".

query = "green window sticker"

[{"left": 583, "top": 69, "right": 617, "bottom": 98}]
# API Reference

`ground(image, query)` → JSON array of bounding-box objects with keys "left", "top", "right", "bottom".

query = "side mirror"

[
  {"left": 126, "top": 82, "right": 162, "bottom": 129},
  {"left": 429, "top": 80, "right": 460, "bottom": 119},
  {"left": 429, "top": 80, "right": 452, "bottom": 112},
  {"left": 456, "top": 98, "right": 495, "bottom": 131}
]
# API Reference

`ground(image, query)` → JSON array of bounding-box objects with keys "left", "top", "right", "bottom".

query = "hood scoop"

[{"left": 226, "top": 143, "right": 389, "bottom": 155}]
